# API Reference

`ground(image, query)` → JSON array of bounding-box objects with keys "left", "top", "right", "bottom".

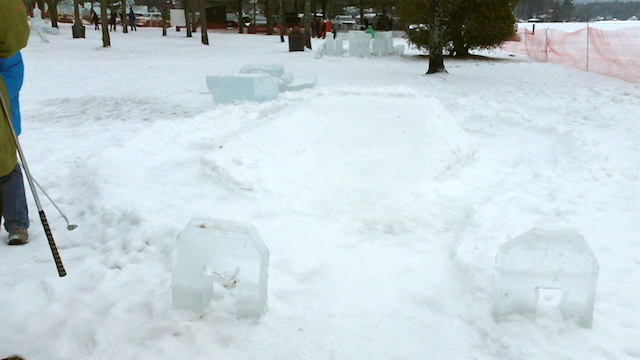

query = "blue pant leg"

[
  {"left": 0, "top": 164, "right": 29, "bottom": 232},
  {"left": 0, "top": 52, "right": 25, "bottom": 135}
]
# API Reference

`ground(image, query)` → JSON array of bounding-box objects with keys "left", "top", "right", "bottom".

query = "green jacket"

[
  {"left": 0, "top": 0, "right": 30, "bottom": 58},
  {"left": 1, "top": 78, "right": 17, "bottom": 177},
  {"left": 0, "top": 0, "right": 29, "bottom": 177}
]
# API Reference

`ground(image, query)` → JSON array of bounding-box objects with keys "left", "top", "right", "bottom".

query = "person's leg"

[{"left": 0, "top": 164, "right": 29, "bottom": 233}]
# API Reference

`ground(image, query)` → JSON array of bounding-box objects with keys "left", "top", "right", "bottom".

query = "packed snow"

[{"left": 0, "top": 23, "right": 638, "bottom": 360}]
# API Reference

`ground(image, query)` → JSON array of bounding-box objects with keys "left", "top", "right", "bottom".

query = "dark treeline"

[
  {"left": 574, "top": 1, "right": 640, "bottom": 20},
  {"left": 513, "top": 0, "right": 638, "bottom": 21}
]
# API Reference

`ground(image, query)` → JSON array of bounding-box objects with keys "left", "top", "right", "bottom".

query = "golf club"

[{"left": 1, "top": 90, "right": 66, "bottom": 277}]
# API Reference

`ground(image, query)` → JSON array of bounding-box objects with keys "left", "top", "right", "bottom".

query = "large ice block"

[
  {"left": 335, "top": 39, "right": 345, "bottom": 57},
  {"left": 206, "top": 74, "right": 279, "bottom": 104},
  {"left": 492, "top": 227, "right": 599, "bottom": 327},
  {"left": 372, "top": 32, "right": 393, "bottom": 56},
  {"left": 172, "top": 218, "right": 269, "bottom": 319},
  {"left": 324, "top": 37, "right": 336, "bottom": 56},
  {"left": 348, "top": 31, "right": 372, "bottom": 58}
]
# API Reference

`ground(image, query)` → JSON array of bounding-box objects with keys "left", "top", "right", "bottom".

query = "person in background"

[
  {"left": 110, "top": 8, "right": 118, "bottom": 31},
  {"left": 324, "top": 18, "right": 332, "bottom": 39},
  {"left": 128, "top": 7, "right": 137, "bottom": 31},
  {"left": 91, "top": 8, "right": 99, "bottom": 30},
  {"left": 0, "top": 0, "right": 30, "bottom": 246}
]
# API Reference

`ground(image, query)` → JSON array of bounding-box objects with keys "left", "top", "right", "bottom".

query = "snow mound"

[{"left": 202, "top": 86, "right": 476, "bottom": 213}]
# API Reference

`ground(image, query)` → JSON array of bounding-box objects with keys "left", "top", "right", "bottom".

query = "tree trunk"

[
  {"left": 100, "top": 0, "right": 110, "bottom": 47},
  {"left": 427, "top": 0, "right": 446, "bottom": 74},
  {"left": 304, "top": 0, "right": 311, "bottom": 49},
  {"left": 279, "top": 0, "right": 285, "bottom": 42},
  {"left": 72, "top": 0, "right": 84, "bottom": 38},
  {"left": 122, "top": 3, "right": 128, "bottom": 34},
  {"left": 238, "top": 0, "right": 244, "bottom": 34},
  {"left": 73, "top": 0, "right": 80, "bottom": 25},
  {"left": 199, "top": 0, "right": 209, "bottom": 45},
  {"left": 184, "top": 1, "right": 192, "bottom": 37},
  {"left": 191, "top": 3, "right": 197, "bottom": 33},
  {"left": 266, "top": 0, "right": 273, "bottom": 35},
  {"left": 449, "top": 25, "right": 469, "bottom": 58},
  {"left": 162, "top": 2, "right": 169, "bottom": 36},
  {"left": 47, "top": 0, "right": 60, "bottom": 28},
  {"left": 454, "top": 45, "right": 470, "bottom": 57},
  {"left": 37, "top": 1, "right": 46, "bottom": 18}
]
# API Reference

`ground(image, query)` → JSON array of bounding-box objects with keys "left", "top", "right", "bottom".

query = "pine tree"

[
  {"left": 400, "top": 0, "right": 516, "bottom": 58},
  {"left": 448, "top": 0, "right": 517, "bottom": 56}
]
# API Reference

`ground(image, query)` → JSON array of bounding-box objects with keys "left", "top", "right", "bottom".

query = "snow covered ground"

[{"left": 0, "top": 24, "right": 638, "bottom": 359}]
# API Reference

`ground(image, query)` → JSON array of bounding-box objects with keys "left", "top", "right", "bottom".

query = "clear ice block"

[
  {"left": 206, "top": 74, "right": 279, "bottom": 104},
  {"left": 172, "top": 218, "right": 269, "bottom": 319},
  {"left": 324, "top": 37, "right": 336, "bottom": 56},
  {"left": 348, "top": 31, "right": 372, "bottom": 58},
  {"left": 492, "top": 227, "right": 599, "bottom": 327},
  {"left": 372, "top": 32, "right": 393, "bottom": 56}
]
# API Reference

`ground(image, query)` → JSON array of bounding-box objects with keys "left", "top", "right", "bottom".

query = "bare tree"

[{"left": 100, "top": 0, "right": 111, "bottom": 47}]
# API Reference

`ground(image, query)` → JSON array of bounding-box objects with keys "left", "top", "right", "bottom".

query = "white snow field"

[{"left": 0, "top": 24, "right": 638, "bottom": 360}]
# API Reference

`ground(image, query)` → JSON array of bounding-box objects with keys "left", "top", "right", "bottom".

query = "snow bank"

[{"left": 202, "top": 87, "right": 475, "bottom": 215}]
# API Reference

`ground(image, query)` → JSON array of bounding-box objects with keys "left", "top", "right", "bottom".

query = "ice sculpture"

[
  {"left": 492, "top": 227, "right": 599, "bottom": 327},
  {"left": 172, "top": 218, "right": 269, "bottom": 319}
]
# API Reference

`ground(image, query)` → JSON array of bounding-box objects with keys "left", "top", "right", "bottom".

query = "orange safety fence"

[{"left": 501, "top": 25, "right": 640, "bottom": 84}]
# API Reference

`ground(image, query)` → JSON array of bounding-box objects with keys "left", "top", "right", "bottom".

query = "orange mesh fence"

[
  {"left": 502, "top": 25, "right": 640, "bottom": 84},
  {"left": 547, "top": 28, "right": 588, "bottom": 70}
]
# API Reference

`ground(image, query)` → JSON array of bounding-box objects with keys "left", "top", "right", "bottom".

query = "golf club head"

[{"left": 67, "top": 224, "right": 78, "bottom": 231}]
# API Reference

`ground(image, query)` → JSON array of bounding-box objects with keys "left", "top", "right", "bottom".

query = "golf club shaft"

[{"left": 27, "top": 169, "right": 77, "bottom": 230}]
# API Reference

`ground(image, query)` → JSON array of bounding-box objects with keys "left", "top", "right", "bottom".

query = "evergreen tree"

[
  {"left": 449, "top": 0, "right": 517, "bottom": 56},
  {"left": 400, "top": 0, "right": 516, "bottom": 57}
]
